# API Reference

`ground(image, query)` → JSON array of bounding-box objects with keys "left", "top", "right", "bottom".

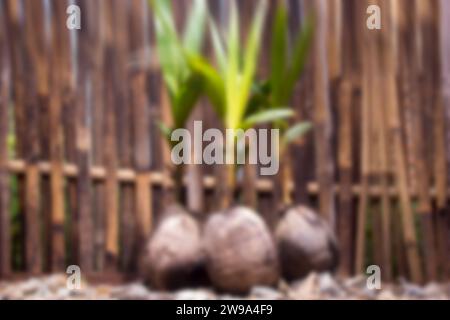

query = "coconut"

[
  {"left": 203, "top": 206, "right": 279, "bottom": 293},
  {"left": 275, "top": 205, "right": 339, "bottom": 281},
  {"left": 143, "top": 205, "right": 207, "bottom": 290}
]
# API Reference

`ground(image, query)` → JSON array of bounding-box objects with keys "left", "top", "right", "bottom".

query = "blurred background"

[{"left": 0, "top": 0, "right": 449, "bottom": 296}]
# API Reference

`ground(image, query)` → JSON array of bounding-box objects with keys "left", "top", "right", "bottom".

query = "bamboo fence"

[{"left": 0, "top": 0, "right": 449, "bottom": 283}]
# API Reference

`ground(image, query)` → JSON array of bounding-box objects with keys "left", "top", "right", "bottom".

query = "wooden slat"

[
  {"left": 337, "top": 0, "right": 354, "bottom": 276},
  {"left": 414, "top": 0, "right": 438, "bottom": 281},
  {"left": 130, "top": 0, "right": 153, "bottom": 259},
  {"left": 75, "top": 0, "right": 96, "bottom": 273},
  {"left": 385, "top": 0, "right": 423, "bottom": 282},
  {"left": 312, "top": 0, "right": 336, "bottom": 227},
  {"left": 48, "top": 0, "right": 71, "bottom": 272},
  {"left": 113, "top": 0, "right": 134, "bottom": 272},
  {"left": 355, "top": 0, "right": 372, "bottom": 272},
  {"left": 0, "top": 9, "right": 11, "bottom": 277},
  {"left": 375, "top": 1, "right": 393, "bottom": 279},
  {"left": 23, "top": 0, "right": 43, "bottom": 275},
  {"left": 438, "top": 0, "right": 450, "bottom": 279},
  {"left": 103, "top": 1, "right": 119, "bottom": 269}
]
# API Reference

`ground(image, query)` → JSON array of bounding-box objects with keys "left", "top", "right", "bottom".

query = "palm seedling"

[
  {"left": 144, "top": 0, "right": 209, "bottom": 290},
  {"left": 253, "top": 2, "right": 314, "bottom": 209},
  {"left": 150, "top": 0, "right": 207, "bottom": 201},
  {"left": 187, "top": 0, "right": 296, "bottom": 208}
]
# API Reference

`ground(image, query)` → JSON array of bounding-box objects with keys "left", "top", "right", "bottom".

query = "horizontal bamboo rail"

[{"left": 4, "top": 159, "right": 450, "bottom": 198}]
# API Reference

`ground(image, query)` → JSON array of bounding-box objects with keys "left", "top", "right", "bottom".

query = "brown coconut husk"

[
  {"left": 142, "top": 205, "right": 207, "bottom": 290},
  {"left": 275, "top": 205, "right": 339, "bottom": 281},
  {"left": 204, "top": 206, "right": 279, "bottom": 294}
]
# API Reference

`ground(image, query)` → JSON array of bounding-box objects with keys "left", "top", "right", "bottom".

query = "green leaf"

[
  {"left": 242, "top": 108, "right": 294, "bottom": 129},
  {"left": 151, "top": 0, "right": 186, "bottom": 94},
  {"left": 236, "top": 0, "right": 268, "bottom": 129},
  {"left": 186, "top": 52, "right": 225, "bottom": 119},
  {"left": 156, "top": 120, "right": 173, "bottom": 142},
  {"left": 209, "top": 16, "right": 227, "bottom": 74},
  {"left": 183, "top": 0, "right": 207, "bottom": 54},
  {"left": 225, "top": 0, "right": 241, "bottom": 129},
  {"left": 246, "top": 80, "right": 271, "bottom": 117},
  {"left": 173, "top": 73, "right": 204, "bottom": 128},
  {"left": 282, "top": 121, "right": 312, "bottom": 146},
  {"left": 151, "top": 0, "right": 207, "bottom": 129}
]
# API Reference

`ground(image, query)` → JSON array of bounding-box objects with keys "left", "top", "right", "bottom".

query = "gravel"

[{"left": 1, "top": 273, "right": 449, "bottom": 300}]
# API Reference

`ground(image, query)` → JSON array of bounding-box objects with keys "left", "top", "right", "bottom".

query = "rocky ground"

[{"left": 0, "top": 273, "right": 449, "bottom": 300}]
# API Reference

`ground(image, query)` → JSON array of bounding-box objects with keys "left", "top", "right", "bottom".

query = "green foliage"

[
  {"left": 258, "top": 3, "right": 315, "bottom": 148},
  {"left": 187, "top": 0, "right": 294, "bottom": 132},
  {"left": 282, "top": 121, "right": 313, "bottom": 147},
  {"left": 151, "top": 0, "right": 313, "bottom": 149},
  {"left": 150, "top": 0, "right": 207, "bottom": 132},
  {"left": 270, "top": 5, "right": 314, "bottom": 107},
  {"left": 241, "top": 109, "right": 294, "bottom": 130}
]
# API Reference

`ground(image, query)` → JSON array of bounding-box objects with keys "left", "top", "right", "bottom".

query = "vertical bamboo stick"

[
  {"left": 384, "top": 0, "right": 423, "bottom": 282},
  {"left": 48, "top": 0, "right": 70, "bottom": 272},
  {"left": 146, "top": 5, "right": 166, "bottom": 222},
  {"left": 376, "top": 88, "right": 393, "bottom": 281},
  {"left": 414, "top": 0, "right": 438, "bottom": 281},
  {"left": 4, "top": 0, "right": 25, "bottom": 159},
  {"left": 354, "top": 1, "right": 373, "bottom": 272},
  {"left": 290, "top": 0, "right": 311, "bottom": 207},
  {"left": 0, "top": 8, "right": 11, "bottom": 277},
  {"left": 23, "top": 0, "right": 43, "bottom": 275},
  {"left": 75, "top": 0, "right": 96, "bottom": 273},
  {"left": 368, "top": 21, "right": 383, "bottom": 273},
  {"left": 111, "top": 0, "right": 134, "bottom": 272},
  {"left": 438, "top": 0, "right": 450, "bottom": 279},
  {"left": 373, "top": 4, "right": 393, "bottom": 278},
  {"left": 103, "top": 1, "right": 120, "bottom": 269},
  {"left": 337, "top": 0, "right": 354, "bottom": 276},
  {"left": 130, "top": 0, "right": 153, "bottom": 271},
  {"left": 366, "top": 0, "right": 392, "bottom": 280},
  {"left": 397, "top": 5, "right": 418, "bottom": 195},
  {"left": 312, "top": 0, "right": 336, "bottom": 227},
  {"left": 4, "top": 0, "right": 26, "bottom": 272},
  {"left": 35, "top": 2, "right": 51, "bottom": 272},
  {"left": 327, "top": 0, "right": 342, "bottom": 82},
  {"left": 91, "top": 0, "right": 106, "bottom": 272}
]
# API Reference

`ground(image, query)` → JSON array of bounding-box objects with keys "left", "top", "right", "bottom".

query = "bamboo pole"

[
  {"left": 438, "top": 0, "right": 450, "bottom": 279},
  {"left": 368, "top": 17, "right": 384, "bottom": 275},
  {"left": 312, "top": 0, "right": 336, "bottom": 227},
  {"left": 103, "top": 1, "right": 120, "bottom": 269},
  {"left": 337, "top": 0, "right": 354, "bottom": 276},
  {"left": 23, "top": 0, "right": 43, "bottom": 275},
  {"left": 384, "top": 0, "right": 423, "bottom": 283},
  {"left": 48, "top": 0, "right": 70, "bottom": 272},
  {"left": 373, "top": 1, "right": 393, "bottom": 278},
  {"left": 111, "top": 0, "right": 134, "bottom": 272},
  {"left": 0, "top": 7, "right": 11, "bottom": 278},
  {"left": 354, "top": 0, "right": 373, "bottom": 272},
  {"left": 130, "top": 0, "right": 153, "bottom": 263},
  {"left": 413, "top": 0, "right": 438, "bottom": 281},
  {"left": 89, "top": 0, "right": 106, "bottom": 272},
  {"left": 365, "top": 0, "right": 392, "bottom": 281},
  {"left": 4, "top": 0, "right": 25, "bottom": 159},
  {"left": 291, "top": 0, "right": 312, "bottom": 206},
  {"left": 75, "top": 0, "right": 98, "bottom": 273}
]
